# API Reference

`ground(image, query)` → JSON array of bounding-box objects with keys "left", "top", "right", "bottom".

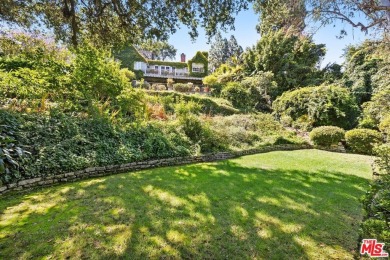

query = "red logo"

[{"left": 360, "top": 239, "right": 389, "bottom": 257}]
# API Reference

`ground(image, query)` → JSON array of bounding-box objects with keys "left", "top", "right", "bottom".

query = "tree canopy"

[
  {"left": 0, "top": 0, "right": 251, "bottom": 48},
  {"left": 242, "top": 29, "right": 326, "bottom": 97},
  {"left": 137, "top": 40, "right": 177, "bottom": 61},
  {"left": 253, "top": 0, "right": 306, "bottom": 35}
]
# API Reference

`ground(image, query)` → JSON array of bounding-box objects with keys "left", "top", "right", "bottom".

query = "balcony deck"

[{"left": 144, "top": 72, "right": 203, "bottom": 80}]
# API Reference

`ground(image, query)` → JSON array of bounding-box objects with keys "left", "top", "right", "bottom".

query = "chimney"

[{"left": 181, "top": 53, "right": 186, "bottom": 62}]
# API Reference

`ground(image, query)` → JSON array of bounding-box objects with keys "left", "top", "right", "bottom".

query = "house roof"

[{"left": 134, "top": 46, "right": 208, "bottom": 68}]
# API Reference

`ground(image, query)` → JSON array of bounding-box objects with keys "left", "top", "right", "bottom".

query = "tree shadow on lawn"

[{"left": 0, "top": 160, "right": 370, "bottom": 259}]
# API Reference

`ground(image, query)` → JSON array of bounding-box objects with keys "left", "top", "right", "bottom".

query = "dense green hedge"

[
  {"left": 345, "top": 128, "right": 383, "bottom": 154},
  {"left": 309, "top": 126, "right": 345, "bottom": 147},
  {"left": 273, "top": 85, "right": 360, "bottom": 130}
]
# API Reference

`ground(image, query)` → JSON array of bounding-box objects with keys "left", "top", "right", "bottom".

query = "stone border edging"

[{"left": 0, "top": 144, "right": 313, "bottom": 195}]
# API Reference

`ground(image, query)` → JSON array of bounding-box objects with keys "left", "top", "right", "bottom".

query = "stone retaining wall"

[{"left": 0, "top": 144, "right": 313, "bottom": 195}]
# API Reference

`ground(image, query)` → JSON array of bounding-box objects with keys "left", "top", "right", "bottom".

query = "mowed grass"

[{"left": 0, "top": 150, "right": 373, "bottom": 259}]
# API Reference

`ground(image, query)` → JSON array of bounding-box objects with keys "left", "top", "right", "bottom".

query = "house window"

[
  {"left": 192, "top": 67, "right": 204, "bottom": 73},
  {"left": 155, "top": 65, "right": 159, "bottom": 70},
  {"left": 192, "top": 63, "right": 204, "bottom": 73}
]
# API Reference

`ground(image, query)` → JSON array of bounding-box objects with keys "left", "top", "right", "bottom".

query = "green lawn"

[{"left": 0, "top": 150, "right": 373, "bottom": 259}]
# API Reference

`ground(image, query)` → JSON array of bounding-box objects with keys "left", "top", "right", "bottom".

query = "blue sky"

[{"left": 168, "top": 7, "right": 370, "bottom": 67}]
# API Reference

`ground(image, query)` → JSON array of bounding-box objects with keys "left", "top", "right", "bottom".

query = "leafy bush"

[
  {"left": 72, "top": 42, "right": 130, "bottom": 100},
  {"left": 134, "top": 79, "right": 150, "bottom": 89},
  {"left": 174, "top": 100, "right": 225, "bottom": 153},
  {"left": 240, "top": 72, "right": 277, "bottom": 101},
  {"left": 221, "top": 82, "right": 251, "bottom": 110},
  {"left": 360, "top": 87, "right": 390, "bottom": 128},
  {"left": 361, "top": 144, "right": 390, "bottom": 253},
  {"left": 273, "top": 85, "right": 360, "bottom": 130},
  {"left": 309, "top": 126, "right": 345, "bottom": 147},
  {"left": 242, "top": 29, "right": 326, "bottom": 96},
  {"left": 345, "top": 129, "right": 383, "bottom": 154},
  {"left": 210, "top": 114, "right": 304, "bottom": 150},
  {"left": 379, "top": 116, "right": 390, "bottom": 139},
  {"left": 203, "top": 74, "right": 218, "bottom": 85},
  {"left": 0, "top": 110, "right": 192, "bottom": 184},
  {"left": 240, "top": 74, "right": 274, "bottom": 112},
  {"left": 116, "top": 88, "right": 146, "bottom": 119},
  {"left": 147, "top": 91, "right": 239, "bottom": 115},
  {"left": 173, "top": 83, "right": 191, "bottom": 92}
]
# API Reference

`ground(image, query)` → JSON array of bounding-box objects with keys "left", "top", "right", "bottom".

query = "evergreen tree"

[
  {"left": 209, "top": 33, "right": 243, "bottom": 71},
  {"left": 227, "top": 35, "right": 243, "bottom": 62},
  {"left": 209, "top": 32, "right": 229, "bottom": 71}
]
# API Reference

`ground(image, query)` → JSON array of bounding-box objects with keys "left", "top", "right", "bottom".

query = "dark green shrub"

[
  {"left": 309, "top": 126, "right": 345, "bottom": 147},
  {"left": 72, "top": 42, "right": 130, "bottom": 100},
  {"left": 360, "top": 144, "right": 390, "bottom": 253},
  {"left": 345, "top": 128, "right": 383, "bottom": 154},
  {"left": 360, "top": 88, "right": 390, "bottom": 128},
  {"left": 273, "top": 85, "right": 360, "bottom": 130},
  {"left": 0, "top": 110, "right": 192, "bottom": 184},
  {"left": 221, "top": 82, "right": 251, "bottom": 110}
]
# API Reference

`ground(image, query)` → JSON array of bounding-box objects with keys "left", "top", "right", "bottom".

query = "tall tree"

[
  {"left": 253, "top": 0, "right": 307, "bottom": 35},
  {"left": 227, "top": 35, "right": 243, "bottom": 61},
  {"left": 0, "top": 0, "right": 250, "bottom": 48},
  {"left": 209, "top": 33, "right": 244, "bottom": 71},
  {"left": 208, "top": 32, "right": 230, "bottom": 71},
  {"left": 137, "top": 40, "right": 177, "bottom": 61},
  {"left": 242, "top": 29, "right": 326, "bottom": 97}
]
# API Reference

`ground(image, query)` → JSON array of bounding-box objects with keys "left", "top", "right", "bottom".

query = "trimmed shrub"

[
  {"left": 309, "top": 126, "right": 345, "bottom": 147},
  {"left": 173, "top": 83, "right": 191, "bottom": 92},
  {"left": 345, "top": 129, "right": 383, "bottom": 154}
]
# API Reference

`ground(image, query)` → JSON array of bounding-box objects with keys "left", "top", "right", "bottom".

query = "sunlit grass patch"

[{"left": 0, "top": 149, "right": 373, "bottom": 259}]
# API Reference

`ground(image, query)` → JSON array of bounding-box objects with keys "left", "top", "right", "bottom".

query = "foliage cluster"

[
  {"left": 210, "top": 114, "right": 304, "bottom": 150},
  {"left": 344, "top": 129, "right": 383, "bottom": 155},
  {"left": 242, "top": 29, "right": 326, "bottom": 98},
  {"left": 0, "top": 110, "right": 191, "bottom": 184},
  {"left": 173, "top": 83, "right": 192, "bottom": 93},
  {"left": 208, "top": 33, "right": 243, "bottom": 71},
  {"left": 272, "top": 85, "right": 360, "bottom": 130},
  {"left": 361, "top": 144, "right": 390, "bottom": 252},
  {"left": 145, "top": 91, "right": 239, "bottom": 116},
  {"left": 309, "top": 126, "right": 345, "bottom": 147}
]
